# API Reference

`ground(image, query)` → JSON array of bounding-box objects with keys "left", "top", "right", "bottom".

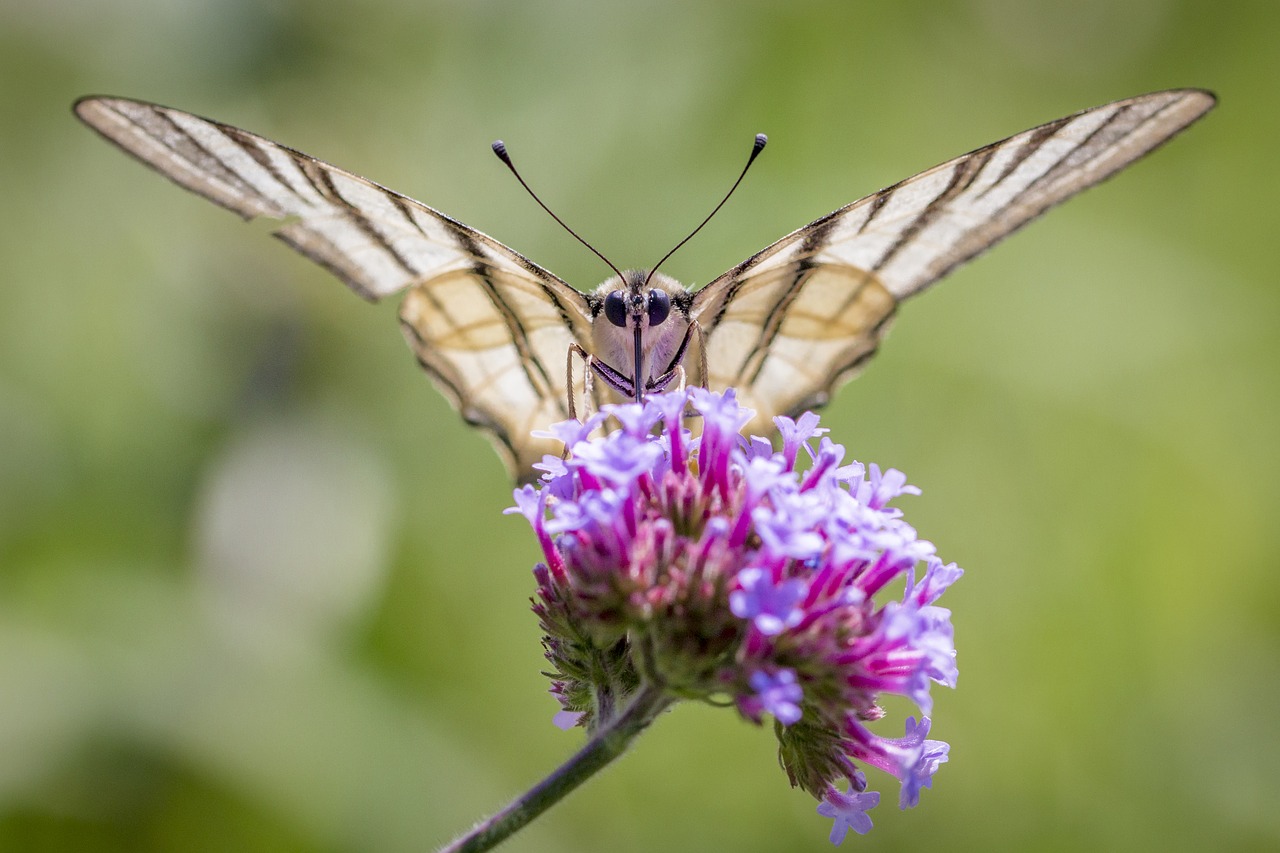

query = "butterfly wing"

[
  {"left": 691, "top": 88, "right": 1216, "bottom": 436},
  {"left": 75, "top": 96, "right": 595, "bottom": 481}
]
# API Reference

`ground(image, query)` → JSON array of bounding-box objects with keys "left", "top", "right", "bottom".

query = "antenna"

[
  {"left": 642, "top": 133, "right": 767, "bottom": 290},
  {"left": 491, "top": 140, "right": 625, "bottom": 283}
]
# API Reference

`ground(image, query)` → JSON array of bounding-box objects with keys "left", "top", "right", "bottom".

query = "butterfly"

[{"left": 74, "top": 89, "right": 1215, "bottom": 482}]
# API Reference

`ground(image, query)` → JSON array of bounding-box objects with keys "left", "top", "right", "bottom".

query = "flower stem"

[{"left": 438, "top": 685, "right": 673, "bottom": 853}]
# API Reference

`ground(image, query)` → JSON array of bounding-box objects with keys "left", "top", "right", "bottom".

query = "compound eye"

[
  {"left": 646, "top": 289, "right": 671, "bottom": 327},
  {"left": 603, "top": 290, "right": 628, "bottom": 328}
]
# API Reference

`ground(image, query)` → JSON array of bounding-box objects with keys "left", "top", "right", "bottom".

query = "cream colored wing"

[
  {"left": 74, "top": 96, "right": 594, "bottom": 480},
  {"left": 691, "top": 88, "right": 1216, "bottom": 437}
]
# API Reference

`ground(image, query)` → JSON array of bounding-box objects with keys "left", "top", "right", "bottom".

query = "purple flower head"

[{"left": 510, "top": 389, "right": 961, "bottom": 843}]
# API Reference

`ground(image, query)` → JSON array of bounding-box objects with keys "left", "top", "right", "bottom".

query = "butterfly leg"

[
  {"left": 569, "top": 344, "right": 647, "bottom": 408},
  {"left": 693, "top": 321, "right": 708, "bottom": 390},
  {"left": 647, "top": 319, "right": 704, "bottom": 394},
  {"left": 567, "top": 343, "right": 594, "bottom": 422},
  {"left": 582, "top": 359, "right": 596, "bottom": 416},
  {"left": 673, "top": 364, "right": 687, "bottom": 395},
  {"left": 587, "top": 358, "right": 637, "bottom": 400}
]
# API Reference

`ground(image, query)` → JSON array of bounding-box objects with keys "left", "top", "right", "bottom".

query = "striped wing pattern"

[
  {"left": 74, "top": 96, "right": 594, "bottom": 480},
  {"left": 692, "top": 89, "right": 1215, "bottom": 436},
  {"left": 76, "top": 90, "right": 1214, "bottom": 478}
]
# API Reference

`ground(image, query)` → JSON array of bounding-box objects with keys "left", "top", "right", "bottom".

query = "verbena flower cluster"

[{"left": 508, "top": 388, "right": 960, "bottom": 843}]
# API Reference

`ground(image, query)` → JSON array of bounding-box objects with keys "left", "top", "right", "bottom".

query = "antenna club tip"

[
  {"left": 491, "top": 140, "right": 509, "bottom": 160},
  {"left": 754, "top": 133, "right": 768, "bottom": 150}
]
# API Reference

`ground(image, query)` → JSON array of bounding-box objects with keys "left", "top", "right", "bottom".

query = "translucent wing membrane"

[
  {"left": 692, "top": 88, "right": 1215, "bottom": 435},
  {"left": 399, "top": 266, "right": 591, "bottom": 474},
  {"left": 75, "top": 96, "right": 594, "bottom": 480}
]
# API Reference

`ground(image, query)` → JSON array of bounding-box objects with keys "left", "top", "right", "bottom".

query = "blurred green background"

[{"left": 1, "top": 0, "right": 1276, "bottom": 850}]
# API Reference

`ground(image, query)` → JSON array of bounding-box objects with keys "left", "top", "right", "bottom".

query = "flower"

[
  {"left": 817, "top": 783, "right": 880, "bottom": 844},
  {"left": 743, "top": 668, "right": 805, "bottom": 725},
  {"left": 509, "top": 388, "right": 961, "bottom": 842},
  {"left": 729, "top": 568, "right": 807, "bottom": 635}
]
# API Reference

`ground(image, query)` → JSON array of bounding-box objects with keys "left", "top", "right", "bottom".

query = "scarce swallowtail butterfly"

[{"left": 74, "top": 89, "right": 1215, "bottom": 482}]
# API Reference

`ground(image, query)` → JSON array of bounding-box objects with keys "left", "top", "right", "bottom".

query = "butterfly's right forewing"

[{"left": 75, "top": 96, "right": 596, "bottom": 481}]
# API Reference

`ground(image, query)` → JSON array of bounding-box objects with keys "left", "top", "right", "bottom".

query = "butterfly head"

[
  {"left": 602, "top": 273, "right": 672, "bottom": 332},
  {"left": 591, "top": 270, "right": 693, "bottom": 403}
]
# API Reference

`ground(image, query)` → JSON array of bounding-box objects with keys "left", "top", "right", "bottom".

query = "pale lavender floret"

[
  {"left": 774, "top": 411, "right": 827, "bottom": 470},
  {"left": 833, "top": 457, "right": 866, "bottom": 484},
  {"left": 532, "top": 412, "right": 608, "bottom": 449},
  {"left": 916, "top": 605, "right": 959, "bottom": 689},
  {"left": 644, "top": 392, "right": 691, "bottom": 466},
  {"left": 827, "top": 528, "right": 882, "bottom": 569},
  {"left": 504, "top": 483, "right": 542, "bottom": 524},
  {"left": 577, "top": 489, "right": 630, "bottom": 533},
  {"left": 541, "top": 496, "right": 589, "bottom": 535},
  {"left": 645, "top": 388, "right": 689, "bottom": 426},
  {"left": 738, "top": 452, "right": 789, "bottom": 500},
  {"left": 899, "top": 741, "right": 949, "bottom": 809},
  {"left": 604, "top": 400, "right": 665, "bottom": 437},
  {"left": 689, "top": 386, "right": 754, "bottom": 436},
  {"left": 855, "top": 526, "right": 937, "bottom": 597},
  {"left": 730, "top": 568, "right": 807, "bottom": 636},
  {"left": 532, "top": 453, "right": 568, "bottom": 480},
  {"left": 552, "top": 709, "right": 584, "bottom": 731},
  {"left": 897, "top": 614, "right": 956, "bottom": 714},
  {"left": 753, "top": 490, "right": 829, "bottom": 559},
  {"left": 753, "top": 509, "right": 825, "bottom": 561},
  {"left": 854, "top": 463, "right": 921, "bottom": 510},
  {"left": 743, "top": 434, "right": 776, "bottom": 461},
  {"left": 817, "top": 786, "right": 880, "bottom": 844},
  {"left": 745, "top": 668, "right": 804, "bottom": 725},
  {"left": 796, "top": 438, "right": 844, "bottom": 489},
  {"left": 906, "top": 557, "right": 965, "bottom": 607},
  {"left": 904, "top": 667, "right": 937, "bottom": 717},
  {"left": 506, "top": 484, "right": 557, "bottom": 568},
  {"left": 734, "top": 453, "right": 800, "bottom": 550},
  {"left": 570, "top": 431, "right": 664, "bottom": 485},
  {"left": 896, "top": 717, "right": 950, "bottom": 809},
  {"left": 689, "top": 388, "right": 753, "bottom": 494},
  {"left": 877, "top": 599, "right": 925, "bottom": 644},
  {"left": 544, "top": 488, "right": 626, "bottom": 536}
]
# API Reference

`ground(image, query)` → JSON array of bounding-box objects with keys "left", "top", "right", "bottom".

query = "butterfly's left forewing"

[
  {"left": 74, "top": 96, "right": 594, "bottom": 480},
  {"left": 399, "top": 261, "right": 593, "bottom": 477},
  {"left": 692, "top": 88, "right": 1216, "bottom": 435}
]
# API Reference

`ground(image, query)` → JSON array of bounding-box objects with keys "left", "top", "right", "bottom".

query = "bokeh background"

[{"left": 2, "top": 1, "right": 1276, "bottom": 850}]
